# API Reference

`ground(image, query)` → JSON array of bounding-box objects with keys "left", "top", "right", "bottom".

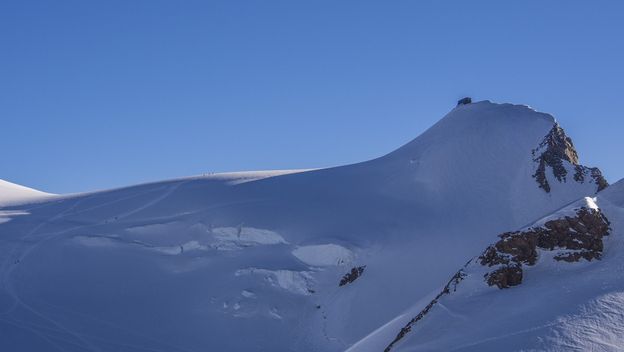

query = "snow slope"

[
  {"left": 353, "top": 181, "right": 624, "bottom": 352},
  {"left": 0, "top": 101, "right": 608, "bottom": 351},
  {"left": 0, "top": 179, "right": 54, "bottom": 206}
]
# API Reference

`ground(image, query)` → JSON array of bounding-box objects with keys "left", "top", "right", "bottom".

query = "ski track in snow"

[
  {"left": 0, "top": 180, "right": 200, "bottom": 352},
  {"left": 1, "top": 198, "right": 102, "bottom": 352}
]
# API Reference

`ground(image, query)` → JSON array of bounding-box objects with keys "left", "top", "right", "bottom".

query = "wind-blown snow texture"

[{"left": 0, "top": 101, "right": 613, "bottom": 351}]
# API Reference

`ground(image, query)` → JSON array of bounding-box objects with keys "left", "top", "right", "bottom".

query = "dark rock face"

[
  {"left": 532, "top": 124, "right": 578, "bottom": 192},
  {"left": 384, "top": 270, "right": 466, "bottom": 352},
  {"left": 480, "top": 207, "right": 610, "bottom": 289},
  {"left": 480, "top": 231, "right": 539, "bottom": 266},
  {"left": 591, "top": 168, "right": 609, "bottom": 192},
  {"left": 339, "top": 266, "right": 366, "bottom": 286},
  {"left": 485, "top": 265, "right": 523, "bottom": 289},
  {"left": 574, "top": 165, "right": 609, "bottom": 192},
  {"left": 532, "top": 124, "right": 608, "bottom": 193}
]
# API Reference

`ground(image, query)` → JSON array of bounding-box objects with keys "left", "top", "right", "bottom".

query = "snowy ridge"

[
  {"left": 190, "top": 169, "right": 314, "bottom": 185},
  {"left": 0, "top": 179, "right": 54, "bottom": 206}
]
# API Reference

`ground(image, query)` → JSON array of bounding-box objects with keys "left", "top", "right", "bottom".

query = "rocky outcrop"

[
  {"left": 574, "top": 165, "right": 609, "bottom": 192},
  {"left": 485, "top": 265, "right": 523, "bottom": 289},
  {"left": 339, "top": 266, "right": 366, "bottom": 286},
  {"left": 383, "top": 204, "right": 610, "bottom": 350},
  {"left": 384, "top": 270, "right": 466, "bottom": 352},
  {"left": 480, "top": 207, "right": 610, "bottom": 289},
  {"left": 532, "top": 124, "right": 608, "bottom": 193},
  {"left": 532, "top": 124, "right": 578, "bottom": 193}
]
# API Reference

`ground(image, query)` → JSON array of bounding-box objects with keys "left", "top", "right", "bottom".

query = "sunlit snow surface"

[
  {"left": 0, "top": 179, "right": 54, "bottom": 206},
  {"left": 350, "top": 187, "right": 624, "bottom": 352},
  {"left": 0, "top": 101, "right": 612, "bottom": 351}
]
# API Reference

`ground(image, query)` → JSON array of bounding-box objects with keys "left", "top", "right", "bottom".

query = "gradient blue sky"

[{"left": 2, "top": 1, "right": 622, "bottom": 194}]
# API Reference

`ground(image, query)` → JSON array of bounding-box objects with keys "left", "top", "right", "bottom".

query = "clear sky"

[{"left": 1, "top": 0, "right": 623, "bottom": 194}]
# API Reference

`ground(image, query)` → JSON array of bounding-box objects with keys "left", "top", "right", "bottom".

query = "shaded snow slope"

[
  {"left": 0, "top": 179, "right": 54, "bottom": 206},
  {"left": 0, "top": 101, "right": 607, "bottom": 351},
  {"left": 354, "top": 182, "right": 624, "bottom": 352}
]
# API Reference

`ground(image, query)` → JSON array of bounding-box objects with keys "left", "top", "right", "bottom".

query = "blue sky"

[{"left": 1, "top": 0, "right": 622, "bottom": 194}]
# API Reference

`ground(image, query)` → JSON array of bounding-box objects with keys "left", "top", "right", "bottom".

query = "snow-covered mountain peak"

[
  {"left": 0, "top": 100, "right": 615, "bottom": 352},
  {"left": 387, "top": 100, "right": 557, "bottom": 161},
  {"left": 453, "top": 99, "right": 553, "bottom": 118},
  {"left": 370, "top": 100, "right": 604, "bottom": 230}
]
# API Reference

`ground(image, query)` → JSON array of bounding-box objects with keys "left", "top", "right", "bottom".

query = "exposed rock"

[
  {"left": 339, "top": 266, "right": 366, "bottom": 286},
  {"left": 574, "top": 165, "right": 586, "bottom": 183},
  {"left": 485, "top": 265, "right": 523, "bottom": 289},
  {"left": 479, "top": 207, "right": 610, "bottom": 289},
  {"left": 591, "top": 168, "right": 609, "bottom": 192},
  {"left": 575, "top": 166, "right": 609, "bottom": 192},
  {"left": 384, "top": 270, "right": 466, "bottom": 352},
  {"left": 532, "top": 124, "right": 608, "bottom": 193},
  {"left": 480, "top": 231, "right": 539, "bottom": 266},
  {"left": 554, "top": 250, "right": 601, "bottom": 262},
  {"left": 532, "top": 124, "right": 578, "bottom": 192}
]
